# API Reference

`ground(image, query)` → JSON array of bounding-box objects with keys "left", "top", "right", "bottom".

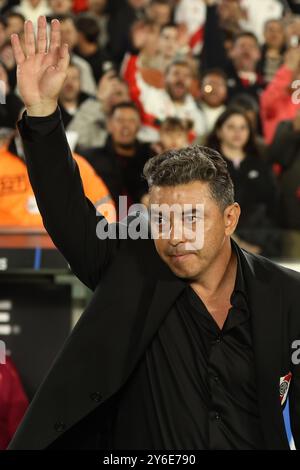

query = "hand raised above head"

[{"left": 10, "top": 15, "right": 70, "bottom": 117}]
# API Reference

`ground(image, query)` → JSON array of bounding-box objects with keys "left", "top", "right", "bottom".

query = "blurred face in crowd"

[
  {"left": 49, "top": 0, "right": 73, "bottom": 13},
  {"left": 149, "top": 181, "right": 239, "bottom": 281},
  {"left": 264, "top": 20, "right": 285, "bottom": 50},
  {"left": 159, "top": 26, "right": 179, "bottom": 60},
  {"left": 160, "top": 129, "right": 189, "bottom": 151},
  {"left": 201, "top": 73, "right": 227, "bottom": 108},
  {"left": 87, "top": 0, "right": 107, "bottom": 14},
  {"left": 165, "top": 64, "right": 192, "bottom": 102},
  {"left": 60, "top": 18, "right": 78, "bottom": 50},
  {"left": 6, "top": 15, "right": 25, "bottom": 36},
  {"left": 147, "top": 2, "right": 172, "bottom": 27},
  {"left": 60, "top": 64, "right": 81, "bottom": 102},
  {"left": 230, "top": 35, "right": 261, "bottom": 72},
  {"left": 108, "top": 107, "right": 141, "bottom": 147},
  {"left": 217, "top": 113, "right": 250, "bottom": 152}
]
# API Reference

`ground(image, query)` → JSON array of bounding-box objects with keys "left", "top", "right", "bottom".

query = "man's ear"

[{"left": 224, "top": 203, "right": 241, "bottom": 236}]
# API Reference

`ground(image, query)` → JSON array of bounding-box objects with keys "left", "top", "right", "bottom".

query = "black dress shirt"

[{"left": 111, "top": 241, "right": 265, "bottom": 450}]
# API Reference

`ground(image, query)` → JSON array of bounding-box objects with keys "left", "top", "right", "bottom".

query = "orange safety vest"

[{"left": 0, "top": 145, "right": 115, "bottom": 227}]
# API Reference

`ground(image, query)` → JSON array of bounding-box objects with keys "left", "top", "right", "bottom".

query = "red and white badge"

[{"left": 279, "top": 372, "right": 292, "bottom": 406}]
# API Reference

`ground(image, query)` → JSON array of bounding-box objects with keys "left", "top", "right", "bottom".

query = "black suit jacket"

[{"left": 8, "top": 108, "right": 300, "bottom": 450}]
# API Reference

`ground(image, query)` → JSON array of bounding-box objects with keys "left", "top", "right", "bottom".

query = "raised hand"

[{"left": 10, "top": 15, "right": 70, "bottom": 117}]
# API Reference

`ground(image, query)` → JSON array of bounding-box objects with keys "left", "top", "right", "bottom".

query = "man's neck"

[{"left": 190, "top": 238, "right": 237, "bottom": 301}]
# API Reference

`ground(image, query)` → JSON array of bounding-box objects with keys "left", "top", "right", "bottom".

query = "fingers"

[
  {"left": 57, "top": 43, "right": 70, "bottom": 73},
  {"left": 37, "top": 15, "right": 47, "bottom": 54},
  {"left": 24, "top": 20, "right": 36, "bottom": 57},
  {"left": 10, "top": 33, "right": 25, "bottom": 65},
  {"left": 49, "top": 19, "right": 61, "bottom": 54}
]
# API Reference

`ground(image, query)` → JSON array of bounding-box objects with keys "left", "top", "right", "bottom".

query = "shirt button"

[
  {"left": 214, "top": 336, "right": 222, "bottom": 344},
  {"left": 90, "top": 391, "right": 103, "bottom": 403},
  {"left": 214, "top": 412, "right": 221, "bottom": 421},
  {"left": 54, "top": 421, "right": 66, "bottom": 432},
  {"left": 213, "top": 375, "right": 219, "bottom": 382}
]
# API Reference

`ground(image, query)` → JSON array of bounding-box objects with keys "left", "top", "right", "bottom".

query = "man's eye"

[
  {"left": 153, "top": 216, "right": 168, "bottom": 225},
  {"left": 185, "top": 215, "right": 197, "bottom": 223}
]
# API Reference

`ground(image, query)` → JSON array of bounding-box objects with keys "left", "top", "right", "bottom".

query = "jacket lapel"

[
  {"left": 137, "top": 271, "right": 186, "bottom": 358},
  {"left": 239, "top": 247, "right": 290, "bottom": 449}
]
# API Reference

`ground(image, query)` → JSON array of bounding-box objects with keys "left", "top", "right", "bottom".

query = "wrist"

[{"left": 26, "top": 100, "right": 58, "bottom": 117}]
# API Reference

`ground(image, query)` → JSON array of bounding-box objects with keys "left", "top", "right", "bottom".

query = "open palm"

[{"left": 10, "top": 16, "right": 70, "bottom": 114}]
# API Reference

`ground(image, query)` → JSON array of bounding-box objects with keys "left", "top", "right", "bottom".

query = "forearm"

[{"left": 18, "top": 106, "right": 118, "bottom": 289}]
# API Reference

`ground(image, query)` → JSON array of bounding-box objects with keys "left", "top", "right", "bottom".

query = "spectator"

[
  {"left": 260, "top": 45, "right": 300, "bottom": 144},
  {"left": 107, "top": 0, "right": 149, "bottom": 68},
  {"left": 129, "top": 58, "right": 206, "bottom": 142},
  {"left": 202, "top": 1, "right": 265, "bottom": 101},
  {"left": 0, "top": 122, "right": 115, "bottom": 227},
  {"left": 58, "top": 62, "right": 99, "bottom": 143},
  {"left": 49, "top": 13, "right": 97, "bottom": 95},
  {"left": 268, "top": 113, "right": 300, "bottom": 257},
  {"left": 260, "top": 19, "right": 286, "bottom": 83},
  {"left": 86, "top": 0, "right": 109, "bottom": 48},
  {"left": 4, "top": 11, "right": 25, "bottom": 37},
  {"left": 207, "top": 107, "right": 281, "bottom": 257},
  {"left": 74, "top": 14, "right": 108, "bottom": 83},
  {"left": 157, "top": 116, "right": 190, "bottom": 152},
  {"left": 68, "top": 70, "right": 130, "bottom": 148},
  {"left": 198, "top": 68, "right": 228, "bottom": 141},
  {"left": 127, "top": 19, "right": 160, "bottom": 69},
  {"left": 80, "top": 102, "right": 154, "bottom": 211},
  {"left": 0, "top": 357, "right": 28, "bottom": 450},
  {"left": 229, "top": 93, "right": 266, "bottom": 158}
]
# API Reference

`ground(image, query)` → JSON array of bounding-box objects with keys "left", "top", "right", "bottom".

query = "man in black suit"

[{"left": 8, "top": 17, "right": 300, "bottom": 450}]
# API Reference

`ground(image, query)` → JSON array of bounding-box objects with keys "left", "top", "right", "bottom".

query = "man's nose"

[{"left": 168, "top": 224, "right": 185, "bottom": 245}]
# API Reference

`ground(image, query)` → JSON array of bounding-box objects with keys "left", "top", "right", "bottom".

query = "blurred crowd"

[{"left": 0, "top": 0, "right": 300, "bottom": 259}]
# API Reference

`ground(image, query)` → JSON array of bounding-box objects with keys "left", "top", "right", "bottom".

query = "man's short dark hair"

[
  {"left": 143, "top": 146, "right": 235, "bottom": 211},
  {"left": 75, "top": 15, "right": 100, "bottom": 44},
  {"left": 165, "top": 58, "right": 192, "bottom": 75},
  {"left": 109, "top": 101, "right": 141, "bottom": 118},
  {"left": 233, "top": 31, "right": 260, "bottom": 47}
]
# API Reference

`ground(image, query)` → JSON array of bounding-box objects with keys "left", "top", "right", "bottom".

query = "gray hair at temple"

[{"left": 143, "top": 145, "right": 235, "bottom": 211}]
